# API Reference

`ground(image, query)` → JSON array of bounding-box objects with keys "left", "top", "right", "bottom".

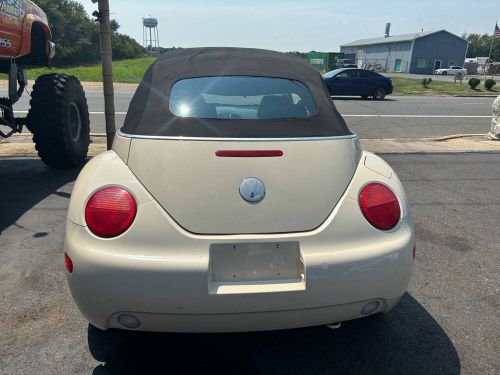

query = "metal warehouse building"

[{"left": 340, "top": 29, "right": 468, "bottom": 74}]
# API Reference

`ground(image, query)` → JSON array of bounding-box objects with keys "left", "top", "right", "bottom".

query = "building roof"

[{"left": 340, "top": 30, "right": 465, "bottom": 48}]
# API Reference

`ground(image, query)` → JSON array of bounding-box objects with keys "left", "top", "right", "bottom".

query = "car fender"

[
  {"left": 345, "top": 151, "right": 411, "bottom": 220},
  {"left": 66, "top": 151, "right": 153, "bottom": 227}
]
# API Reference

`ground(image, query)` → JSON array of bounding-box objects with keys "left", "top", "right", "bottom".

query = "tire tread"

[{"left": 27, "top": 74, "right": 90, "bottom": 168}]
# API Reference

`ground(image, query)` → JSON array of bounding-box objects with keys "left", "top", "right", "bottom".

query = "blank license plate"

[{"left": 209, "top": 241, "right": 303, "bottom": 283}]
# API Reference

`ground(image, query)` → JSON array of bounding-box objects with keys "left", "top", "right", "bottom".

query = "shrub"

[
  {"left": 484, "top": 79, "right": 497, "bottom": 90},
  {"left": 468, "top": 78, "right": 481, "bottom": 89}
]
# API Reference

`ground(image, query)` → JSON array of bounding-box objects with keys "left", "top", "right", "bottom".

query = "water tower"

[{"left": 143, "top": 16, "right": 160, "bottom": 55}]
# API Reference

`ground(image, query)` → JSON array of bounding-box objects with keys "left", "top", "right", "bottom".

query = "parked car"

[
  {"left": 434, "top": 66, "right": 467, "bottom": 76},
  {"left": 65, "top": 48, "right": 414, "bottom": 337},
  {"left": 323, "top": 68, "right": 393, "bottom": 100},
  {"left": 336, "top": 58, "right": 353, "bottom": 67},
  {"left": 343, "top": 64, "right": 358, "bottom": 68}
]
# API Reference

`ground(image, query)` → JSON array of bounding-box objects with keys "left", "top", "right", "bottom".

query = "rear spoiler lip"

[{"left": 117, "top": 130, "right": 358, "bottom": 142}]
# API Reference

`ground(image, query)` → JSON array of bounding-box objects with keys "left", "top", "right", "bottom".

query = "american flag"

[{"left": 495, "top": 22, "right": 500, "bottom": 38}]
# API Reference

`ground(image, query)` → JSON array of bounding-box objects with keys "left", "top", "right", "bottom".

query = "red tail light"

[
  {"left": 85, "top": 187, "right": 137, "bottom": 238},
  {"left": 64, "top": 252, "right": 73, "bottom": 273},
  {"left": 359, "top": 183, "right": 401, "bottom": 230}
]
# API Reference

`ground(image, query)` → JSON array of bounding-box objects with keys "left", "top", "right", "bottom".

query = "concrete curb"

[
  {"left": 453, "top": 95, "right": 498, "bottom": 98},
  {"left": 430, "top": 134, "right": 487, "bottom": 141},
  {"left": 361, "top": 137, "right": 500, "bottom": 153},
  {"left": 0, "top": 143, "right": 106, "bottom": 158},
  {"left": 0, "top": 80, "right": 139, "bottom": 91}
]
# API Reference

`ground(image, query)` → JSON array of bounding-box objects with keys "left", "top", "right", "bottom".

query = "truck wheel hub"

[{"left": 69, "top": 102, "right": 82, "bottom": 142}]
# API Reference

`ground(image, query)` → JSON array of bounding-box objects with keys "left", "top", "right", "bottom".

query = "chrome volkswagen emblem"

[{"left": 239, "top": 178, "right": 266, "bottom": 203}]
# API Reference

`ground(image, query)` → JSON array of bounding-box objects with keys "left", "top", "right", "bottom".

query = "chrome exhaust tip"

[{"left": 326, "top": 322, "right": 342, "bottom": 330}]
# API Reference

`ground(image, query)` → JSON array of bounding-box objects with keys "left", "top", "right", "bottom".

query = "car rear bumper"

[
  {"left": 65, "top": 150, "right": 414, "bottom": 333},
  {"left": 103, "top": 297, "right": 403, "bottom": 332},
  {"left": 65, "top": 215, "right": 414, "bottom": 333}
]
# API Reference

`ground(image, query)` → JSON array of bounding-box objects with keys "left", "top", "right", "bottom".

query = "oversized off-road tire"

[{"left": 27, "top": 74, "right": 90, "bottom": 168}]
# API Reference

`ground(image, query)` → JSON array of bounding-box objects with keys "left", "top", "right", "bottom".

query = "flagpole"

[
  {"left": 486, "top": 36, "right": 493, "bottom": 78},
  {"left": 488, "top": 20, "right": 499, "bottom": 78},
  {"left": 488, "top": 31, "right": 494, "bottom": 61}
]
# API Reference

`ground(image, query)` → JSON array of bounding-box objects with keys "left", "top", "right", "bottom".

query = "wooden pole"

[{"left": 92, "top": 0, "right": 115, "bottom": 150}]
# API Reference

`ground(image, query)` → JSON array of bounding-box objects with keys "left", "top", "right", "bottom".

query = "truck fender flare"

[{"left": 18, "top": 15, "right": 52, "bottom": 58}]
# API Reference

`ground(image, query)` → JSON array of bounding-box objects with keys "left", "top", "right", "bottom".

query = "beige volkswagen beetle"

[{"left": 65, "top": 48, "right": 414, "bottom": 334}]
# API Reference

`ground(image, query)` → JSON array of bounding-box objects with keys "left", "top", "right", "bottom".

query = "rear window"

[
  {"left": 322, "top": 69, "right": 343, "bottom": 79},
  {"left": 169, "top": 76, "right": 316, "bottom": 120}
]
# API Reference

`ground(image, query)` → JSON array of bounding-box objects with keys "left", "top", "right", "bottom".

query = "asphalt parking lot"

[{"left": 0, "top": 153, "right": 499, "bottom": 375}]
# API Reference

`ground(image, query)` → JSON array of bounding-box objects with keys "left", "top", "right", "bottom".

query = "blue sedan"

[{"left": 323, "top": 68, "right": 393, "bottom": 100}]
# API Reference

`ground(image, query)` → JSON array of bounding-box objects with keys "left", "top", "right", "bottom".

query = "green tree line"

[
  {"left": 34, "top": 0, "right": 145, "bottom": 66},
  {"left": 464, "top": 34, "right": 500, "bottom": 61}
]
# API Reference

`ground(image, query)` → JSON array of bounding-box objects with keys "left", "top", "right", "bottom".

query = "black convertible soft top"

[{"left": 121, "top": 47, "right": 352, "bottom": 138}]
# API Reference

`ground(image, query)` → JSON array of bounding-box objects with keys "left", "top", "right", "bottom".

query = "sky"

[{"left": 80, "top": 0, "right": 499, "bottom": 52}]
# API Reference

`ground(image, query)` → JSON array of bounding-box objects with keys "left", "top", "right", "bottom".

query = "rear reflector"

[
  {"left": 361, "top": 301, "right": 380, "bottom": 316},
  {"left": 65, "top": 252, "right": 73, "bottom": 273},
  {"left": 118, "top": 314, "right": 141, "bottom": 329},
  {"left": 85, "top": 187, "right": 137, "bottom": 238},
  {"left": 216, "top": 150, "right": 283, "bottom": 158},
  {"left": 359, "top": 183, "right": 401, "bottom": 230}
]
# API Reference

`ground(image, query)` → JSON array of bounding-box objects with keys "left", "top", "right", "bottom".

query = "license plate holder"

[{"left": 209, "top": 242, "right": 305, "bottom": 295}]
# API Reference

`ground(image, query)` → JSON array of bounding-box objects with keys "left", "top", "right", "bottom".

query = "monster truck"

[{"left": 0, "top": 0, "right": 89, "bottom": 167}]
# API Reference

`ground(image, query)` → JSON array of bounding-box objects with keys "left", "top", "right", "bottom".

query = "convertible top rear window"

[
  {"left": 169, "top": 76, "right": 317, "bottom": 120},
  {"left": 121, "top": 47, "right": 352, "bottom": 138}
]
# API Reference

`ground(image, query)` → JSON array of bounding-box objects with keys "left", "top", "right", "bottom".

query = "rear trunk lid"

[{"left": 127, "top": 137, "right": 359, "bottom": 235}]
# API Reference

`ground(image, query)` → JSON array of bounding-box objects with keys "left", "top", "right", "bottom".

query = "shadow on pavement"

[
  {"left": 0, "top": 158, "right": 81, "bottom": 234},
  {"left": 89, "top": 293, "right": 460, "bottom": 375}
]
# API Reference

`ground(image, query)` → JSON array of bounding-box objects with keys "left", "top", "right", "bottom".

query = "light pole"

[{"left": 91, "top": 0, "right": 115, "bottom": 150}]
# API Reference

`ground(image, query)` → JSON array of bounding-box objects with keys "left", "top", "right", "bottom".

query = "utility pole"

[
  {"left": 486, "top": 20, "right": 499, "bottom": 79},
  {"left": 91, "top": 0, "right": 115, "bottom": 150},
  {"left": 486, "top": 37, "right": 494, "bottom": 79}
]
